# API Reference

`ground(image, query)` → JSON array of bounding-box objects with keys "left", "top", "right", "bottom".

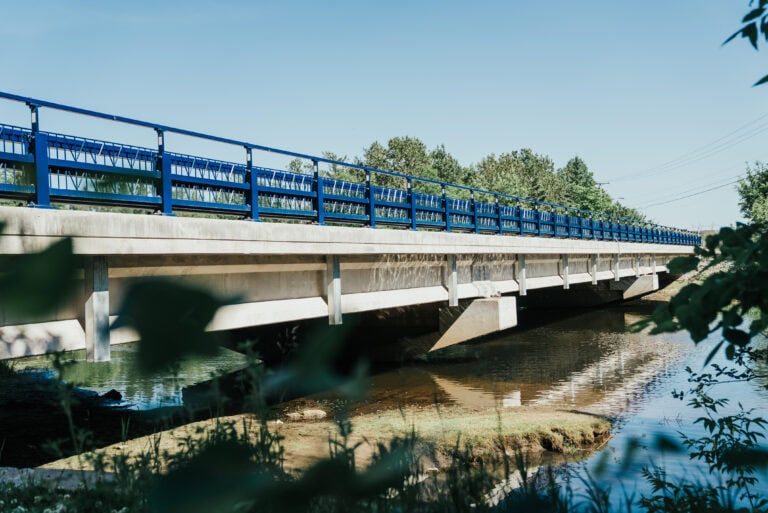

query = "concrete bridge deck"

[{"left": 0, "top": 207, "right": 692, "bottom": 361}]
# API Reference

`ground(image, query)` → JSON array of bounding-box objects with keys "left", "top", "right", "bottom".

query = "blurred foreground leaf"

[
  {"left": 112, "top": 280, "right": 227, "bottom": 372},
  {"left": 0, "top": 236, "right": 80, "bottom": 317},
  {"left": 263, "top": 320, "right": 368, "bottom": 401}
]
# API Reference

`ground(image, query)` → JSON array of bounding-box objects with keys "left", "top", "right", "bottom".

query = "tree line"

[{"left": 289, "top": 136, "right": 645, "bottom": 220}]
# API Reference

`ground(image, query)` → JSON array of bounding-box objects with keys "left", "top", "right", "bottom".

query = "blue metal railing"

[{"left": 0, "top": 92, "right": 701, "bottom": 246}]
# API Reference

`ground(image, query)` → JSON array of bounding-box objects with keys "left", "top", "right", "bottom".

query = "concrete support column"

[
  {"left": 326, "top": 255, "right": 342, "bottom": 325},
  {"left": 430, "top": 296, "right": 517, "bottom": 352},
  {"left": 590, "top": 254, "right": 598, "bottom": 285},
  {"left": 613, "top": 254, "right": 620, "bottom": 282},
  {"left": 562, "top": 254, "right": 570, "bottom": 289},
  {"left": 84, "top": 256, "right": 110, "bottom": 362},
  {"left": 635, "top": 254, "right": 641, "bottom": 276},
  {"left": 652, "top": 254, "right": 657, "bottom": 276},
  {"left": 446, "top": 254, "right": 458, "bottom": 307},
  {"left": 516, "top": 254, "right": 527, "bottom": 296}
]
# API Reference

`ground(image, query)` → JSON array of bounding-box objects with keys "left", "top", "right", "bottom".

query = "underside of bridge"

[{"left": 0, "top": 207, "right": 690, "bottom": 361}]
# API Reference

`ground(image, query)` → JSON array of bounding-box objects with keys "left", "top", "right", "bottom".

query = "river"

[{"left": 8, "top": 300, "right": 768, "bottom": 501}]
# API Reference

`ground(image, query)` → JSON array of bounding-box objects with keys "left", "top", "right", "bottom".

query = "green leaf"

[
  {"left": 744, "top": 22, "right": 760, "bottom": 49},
  {"left": 702, "top": 339, "right": 724, "bottom": 368},
  {"left": 754, "top": 73, "right": 768, "bottom": 86},
  {"left": 112, "top": 280, "right": 227, "bottom": 372},
  {"left": 0, "top": 238, "right": 80, "bottom": 317},
  {"left": 725, "top": 343, "right": 736, "bottom": 360},
  {"left": 723, "top": 328, "right": 751, "bottom": 347},
  {"left": 667, "top": 254, "right": 699, "bottom": 274},
  {"left": 743, "top": 7, "right": 765, "bottom": 23}
]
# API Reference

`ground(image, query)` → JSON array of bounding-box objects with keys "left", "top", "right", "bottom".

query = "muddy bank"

[{"left": 41, "top": 406, "right": 611, "bottom": 474}]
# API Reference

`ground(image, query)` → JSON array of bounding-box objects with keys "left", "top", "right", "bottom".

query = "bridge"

[{"left": 0, "top": 93, "right": 699, "bottom": 362}]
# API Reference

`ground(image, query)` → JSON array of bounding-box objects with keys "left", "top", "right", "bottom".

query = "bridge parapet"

[{"left": 0, "top": 92, "right": 699, "bottom": 246}]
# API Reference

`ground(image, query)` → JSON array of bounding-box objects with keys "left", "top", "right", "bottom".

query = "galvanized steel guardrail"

[{"left": 0, "top": 92, "right": 700, "bottom": 245}]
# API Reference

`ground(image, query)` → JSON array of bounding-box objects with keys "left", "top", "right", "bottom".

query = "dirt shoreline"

[{"left": 40, "top": 405, "right": 611, "bottom": 473}]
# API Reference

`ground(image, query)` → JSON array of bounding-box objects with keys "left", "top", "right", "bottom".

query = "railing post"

[
  {"left": 443, "top": 185, "right": 451, "bottom": 232},
  {"left": 471, "top": 190, "right": 479, "bottom": 233},
  {"left": 314, "top": 160, "right": 325, "bottom": 225},
  {"left": 29, "top": 104, "right": 51, "bottom": 208},
  {"left": 518, "top": 203, "right": 524, "bottom": 236},
  {"left": 156, "top": 129, "right": 174, "bottom": 215},
  {"left": 408, "top": 178, "right": 417, "bottom": 230},
  {"left": 536, "top": 205, "right": 543, "bottom": 237},
  {"left": 496, "top": 195, "right": 503, "bottom": 235},
  {"left": 366, "top": 170, "right": 376, "bottom": 228},
  {"left": 246, "top": 146, "right": 260, "bottom": 221}
]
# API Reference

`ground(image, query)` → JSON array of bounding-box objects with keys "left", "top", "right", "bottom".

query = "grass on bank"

[{"left": 41, "top": 406, "right": 610, "bottom": 474}]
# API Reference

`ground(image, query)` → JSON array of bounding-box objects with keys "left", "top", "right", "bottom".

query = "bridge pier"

[
  {"left": 84, "top": 256, "right": 110, "bottom": 362},
  {"left": 429, "top": 296, "right": 518, "bottom": 352}
]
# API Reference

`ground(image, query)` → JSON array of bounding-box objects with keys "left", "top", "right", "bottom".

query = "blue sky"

[{"left": 0, "top": 1, "right": 765, "bottom": 229}]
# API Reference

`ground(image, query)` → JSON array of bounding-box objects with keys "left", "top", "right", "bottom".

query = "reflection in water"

[
  {"left": 361, "top": 307, "right": 683, "bottom": 419},
  {"left": 12, "top": 344, "right": 248, "bottom": 410}
]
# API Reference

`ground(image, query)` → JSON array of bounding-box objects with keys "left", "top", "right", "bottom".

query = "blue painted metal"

[
  {"left": 0, "top": 92, "right": 701, "bottom": 246},
  {"left": 156, "top": 130, "right": 173, "bottom": 216}
]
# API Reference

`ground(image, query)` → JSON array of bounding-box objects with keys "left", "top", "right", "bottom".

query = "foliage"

[
  {"left": 724, "top": 0, "right": 768, "bottom": 86},
  {"left": 0, "top": 234, "right": 80, "bottom": 317},
  {"left": 634, "top": 223, "right": 768, "bottom": 353},
  {"left": 635, "top": 221, "right": 768, "bottom": 511},
  {"left": 738, "top": 162, "right": 768, "bottom": 222},
  {"left": 111, "top": 280, "right": 228, "bottom": 373}
]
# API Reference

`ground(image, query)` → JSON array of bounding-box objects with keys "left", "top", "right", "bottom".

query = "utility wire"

[
  {"left": 641, "top": 178, "right": 742, "bottom": 208},
  {"left": 634, "top": 172, "right": 745, "bottom": 207},
  {"left": 612, "top": 112, "right": 768, "bottom": 182},
  {"left": 627, "top": 164, "right": 742, "bottom": 204}
]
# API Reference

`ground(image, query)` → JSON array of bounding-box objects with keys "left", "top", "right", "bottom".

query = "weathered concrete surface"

[
  {"left": 613, "top": 274, "right": 660, "bottom": 300},
  {"left": 430, "top": 297, "right": 518, "bottom": 351},
  {"left": 0, "top": 207, "right": 693, "bottom": 359},
  {"left": 0, "top": 207, "right": 693, "bottom": 256}
]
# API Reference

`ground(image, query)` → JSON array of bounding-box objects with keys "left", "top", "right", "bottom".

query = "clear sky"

[{"left": 1, "top": 1, "right": 765, "bottom": 229}]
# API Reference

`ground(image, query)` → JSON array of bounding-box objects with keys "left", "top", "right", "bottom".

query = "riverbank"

[{"left": 40, "top": 405, "right": 611, "bottom": 473}]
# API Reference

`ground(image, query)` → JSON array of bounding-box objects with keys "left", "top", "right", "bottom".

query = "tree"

[
  {"left": 737, "top": 162, "right": 768, "bottom": 222},
  {"left": 359, "top": 136, "right": 437, "bottom": 189},
  {"left": 558, "top": 156, "right": 596, "bottom": 189},
  {"left": 429, "top": 144, "right": 471, "bottom": 186},
  {"left": 725, "top": 0, "right": 768, "bottom": 86},
  {"left": 475, "top": 153, "right": 529, "bottom": 198}
]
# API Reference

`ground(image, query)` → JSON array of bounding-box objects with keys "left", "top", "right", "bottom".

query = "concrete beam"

[
  {"left": 84, "top": 256, "right": 110, "bottom": 362},
  {"left": 429, "top": 296, "right": 517, "bottom": 352},
  {"left": 0, "top": 207, "right": 696, "bottom": 257}
]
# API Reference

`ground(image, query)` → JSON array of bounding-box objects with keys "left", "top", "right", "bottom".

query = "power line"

[
  {"left": 627, "top": 164, "right": 742, "bottom": 204},
  {"left": 641, "top": 178, "right": 742, "bottom": 208},
  {"left": 634, "top": 172, "right": 745, "bottom": 207},
  {"left": 611, "top": 111, "right": 768, "bottom": 182}
]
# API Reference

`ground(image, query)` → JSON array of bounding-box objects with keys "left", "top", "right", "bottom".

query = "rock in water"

[{"left": 100, "top": 389, "right": 122, "bottom": 401}]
